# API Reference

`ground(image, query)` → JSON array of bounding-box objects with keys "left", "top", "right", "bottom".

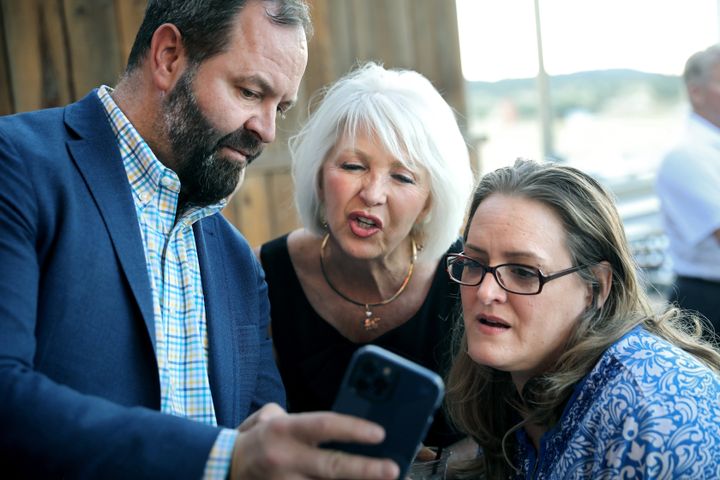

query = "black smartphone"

[{"left": 325, "top": 345, "right": 445, "bottom": 479}]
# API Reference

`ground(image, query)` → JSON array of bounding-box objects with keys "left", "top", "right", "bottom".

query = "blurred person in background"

[
  {"left": 446, "top": 159, "right": 720, "bottom": 479},
  {"left": 258, "top": 62, "right": 474, "bottom": 457},
  {"left": 657, "top": 44, "right": 720, "bottom": 344}
]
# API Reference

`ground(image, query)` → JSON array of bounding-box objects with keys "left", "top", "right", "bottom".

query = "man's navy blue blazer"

[{"left": 0, "top": 90, "right": 285, "bottom": 478}]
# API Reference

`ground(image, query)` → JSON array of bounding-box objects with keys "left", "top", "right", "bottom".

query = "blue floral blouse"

[{"left": 515, "top": 327, "right": 720, "bottom": 479}]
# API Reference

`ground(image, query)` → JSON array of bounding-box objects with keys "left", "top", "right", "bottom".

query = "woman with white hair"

[{"left": 258, "top": 62, "right": 474, "bottom": 450}]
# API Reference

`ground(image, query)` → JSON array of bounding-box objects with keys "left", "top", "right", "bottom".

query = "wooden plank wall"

[{"left": 0, "top": 0, "right": 465, "bottom": 248}]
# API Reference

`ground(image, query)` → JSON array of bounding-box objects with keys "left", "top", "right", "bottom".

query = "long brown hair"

[{"left": 445, "top": 159, "right": 720, "bottom": 479}]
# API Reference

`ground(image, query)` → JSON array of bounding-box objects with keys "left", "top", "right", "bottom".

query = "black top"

[{"left": 260, "top": 234, "right": 463, "bottom": 447}]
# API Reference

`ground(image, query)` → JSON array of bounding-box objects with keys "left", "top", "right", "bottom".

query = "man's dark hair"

[
  {"left": 125, "top": 0, "right": 312, "bottom": 72},
  {"left": 683, "top": 44, "right": 720, "bottom": 87}
]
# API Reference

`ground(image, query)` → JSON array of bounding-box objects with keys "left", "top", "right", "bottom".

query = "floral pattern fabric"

[{"left": 515, "top": 327, "right": 720, "bottom": 479}]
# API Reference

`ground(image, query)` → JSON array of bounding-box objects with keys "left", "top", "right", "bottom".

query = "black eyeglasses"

[{"left": 446, "top": 253, "right": 589, "bottom": 295}]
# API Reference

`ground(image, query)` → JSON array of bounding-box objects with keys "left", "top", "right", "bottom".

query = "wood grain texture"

[
  {"left": 235, "top": 173, "right": 272, "bottom": 248},
  {"left": 2, "top": 0, "right": 73, "bottom": 111},
  {"left": 0, "top": 2, "right": 13, "bottom": 114},
  {"left": 113, "top": 0, "right": 145, "bottom": 68},
  {"left": 268, "top": 168, "right": 300, "bottom": 235},
  {"left": 63, "top": 0, "right": 122, "bottom": 95}
]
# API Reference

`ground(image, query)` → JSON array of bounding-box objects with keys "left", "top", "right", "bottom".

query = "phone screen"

[{"left": 324, "top": 345, "right": 445, "bottom": 479}]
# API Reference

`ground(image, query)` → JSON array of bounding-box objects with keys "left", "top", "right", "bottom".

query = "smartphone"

[{"left": 324, "top": 345, "right": 445, "bottom": 479}]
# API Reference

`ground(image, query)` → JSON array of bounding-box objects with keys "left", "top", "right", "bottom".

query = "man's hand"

[{"left": 230, "top": 403, "right": 400, "bottom": 479}]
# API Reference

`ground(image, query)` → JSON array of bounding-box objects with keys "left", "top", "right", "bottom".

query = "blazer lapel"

[
  {"left": 64, "top": 91, "right": 156, "bottom": 350},
  {"left": 194, "top": 220, "right": 237, "bottom": 427}
]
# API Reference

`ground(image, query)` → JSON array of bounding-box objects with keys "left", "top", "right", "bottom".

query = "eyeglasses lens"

[{"left": 450, "top": 257, "right": 541, "bottom": 294}]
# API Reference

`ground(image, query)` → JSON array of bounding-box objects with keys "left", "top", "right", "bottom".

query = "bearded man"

[{"left": 0, "top": 1, "right": 399, "bottom": 479}]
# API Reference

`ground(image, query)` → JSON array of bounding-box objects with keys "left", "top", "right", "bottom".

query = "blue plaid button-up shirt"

[{"left": 98, "top": 86, "right": 237, "bottom": 478}]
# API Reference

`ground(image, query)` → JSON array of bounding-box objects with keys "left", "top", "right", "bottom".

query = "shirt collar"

[{"left": 687, "top": 111, "right": 720, "bottom": 148}]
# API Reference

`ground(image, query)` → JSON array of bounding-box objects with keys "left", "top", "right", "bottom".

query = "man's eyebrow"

[{"left": 242, "top": 74, "right": 274, "bottom": 95}]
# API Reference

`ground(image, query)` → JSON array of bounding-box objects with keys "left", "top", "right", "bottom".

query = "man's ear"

[
  {"left": 148, "top": 23, "right": 187, "bottom": 93},
  {"left": 687, "top": 83, "right": 705, "bottom": 112},
  {"left": 589, "top": 261, "right": 612, "bottom": 309}
]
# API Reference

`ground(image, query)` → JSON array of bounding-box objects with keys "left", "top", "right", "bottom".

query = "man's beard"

[{"left": 162, "top": 66, "right": 263, "bottom": 212}]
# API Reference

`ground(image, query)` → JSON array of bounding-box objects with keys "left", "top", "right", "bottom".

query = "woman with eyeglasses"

[{"left": 444, "top": 159, "right": 720, "bottom": 479}]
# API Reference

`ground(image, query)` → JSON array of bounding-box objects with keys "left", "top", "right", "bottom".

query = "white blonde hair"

[{"left": 290, "top": 62, "right": 473, "bottom": 260}]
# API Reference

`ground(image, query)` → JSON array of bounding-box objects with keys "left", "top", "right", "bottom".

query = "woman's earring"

[{"left": 411, "top": 229, "right": 424, "bottom": 252}]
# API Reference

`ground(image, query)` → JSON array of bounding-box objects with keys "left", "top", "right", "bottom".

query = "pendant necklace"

[{"left": 319, "top": 233, "right": 417, "bottom": 331}]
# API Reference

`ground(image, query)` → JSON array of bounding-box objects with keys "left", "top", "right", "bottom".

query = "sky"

[{"left": 456, "top": 0, "right": 720, "bottom": 82}]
